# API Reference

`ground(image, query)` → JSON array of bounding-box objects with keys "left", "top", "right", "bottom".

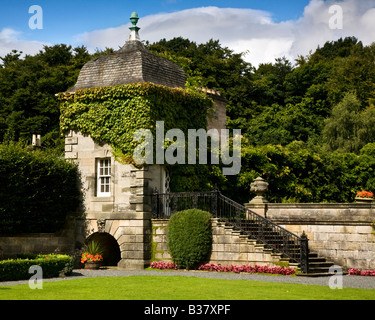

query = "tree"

[
  {"left": 0, "top": 44, "right": 92, "bottom": 151},
  {"left": 322, "top": 92, "right": 370, "bottom": 153},
  {"left": 326, "top": 50, "right": 375, "bottom": 107},
  {"left": 314, "top": 36, "right": 359, "bottom": 60},
  {"left": 148, "top": 37, "right": 256, "bottom": 130}
]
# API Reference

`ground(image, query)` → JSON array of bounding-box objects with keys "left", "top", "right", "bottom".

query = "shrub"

[
  {"left": 0, "top": 254, "right": 73, "bottom": 281},
  {"left": 167, "top": 209, "right": 212, "bottom": 270},
  {"left": 0, "top": 143, "right": 81, "bottom": 233}
]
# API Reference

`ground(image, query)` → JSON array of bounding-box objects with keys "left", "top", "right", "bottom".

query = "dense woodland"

[{"left": 1, "top": 36, "right": 375, "bottom": 203}]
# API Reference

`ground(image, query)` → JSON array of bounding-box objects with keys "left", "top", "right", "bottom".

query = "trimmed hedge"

[
  {"left": 0, "top": 143, "right": 81, "bottom": 233},
  {"left": 0, "top": 254, "right": 73, "bottom": 282},
  {"left": 167, "top": 209, "right": 212, "bottom": 270}
]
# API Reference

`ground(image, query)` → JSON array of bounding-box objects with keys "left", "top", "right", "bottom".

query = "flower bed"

[
  {"left": 348, "top": 268, "right": 375, "bottom": 276},
  {"left": 150, "top": 261, "right": 296, "bottom": 275},
  {"left": 198, "top": 263, "right": 296, "bottom": 275},
  {"left": 150, "top": 261, "right": 179, "bottom": 270},
  {"left": 356, "top": 191, "right": 374, "bottom": 198}
]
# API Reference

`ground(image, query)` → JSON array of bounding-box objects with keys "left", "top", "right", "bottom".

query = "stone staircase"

[
  {"left": 221, "top": 218, "right": 338, "bottom": 276},
  {"left": 211, "top": 219, "right": 285, "bottom": 266},
  {"left": 151, "top": 190, "right": 340, "bottom": 276},
  {"left": 291, "top": 252, "right": 337, "bottom": 277}
]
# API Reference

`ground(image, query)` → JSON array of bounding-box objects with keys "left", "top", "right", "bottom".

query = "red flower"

[
  {"left": 81, "top": 252, "right": 103, "bottom": 263},
  {"left": 356, "top": 191, "right": 374, "bottom": 198}
]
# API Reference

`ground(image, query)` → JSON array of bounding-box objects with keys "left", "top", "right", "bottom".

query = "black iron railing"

[{"left": 152, "top": 190, "right": 309, "bottom": 273}]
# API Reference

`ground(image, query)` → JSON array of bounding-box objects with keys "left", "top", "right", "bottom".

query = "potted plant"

[
  {"left": 81, "top": 240, "right": 103, "bottom": 269},
  {"left": 355, "top": 190, "right": 374, "bottom": 203}
]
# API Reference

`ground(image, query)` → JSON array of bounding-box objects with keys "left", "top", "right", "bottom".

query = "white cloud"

[
  {"left": 75, "top": 7, "right": 276, "bottom": 49},
  {"left": 290, "top": 0, "right": 375, "bottom": 59},
  {"left": 0, "top": 28, "right": 49, "bottom": 58},
  {"left": 75, "top": 1, "right": 375, "bottom": 66}
]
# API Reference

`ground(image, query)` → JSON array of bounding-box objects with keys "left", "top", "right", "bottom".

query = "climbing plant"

[{"left": 59, "top": 82, "right": 213, "bottom": 164}]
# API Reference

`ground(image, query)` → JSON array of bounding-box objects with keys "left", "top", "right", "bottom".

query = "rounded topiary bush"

[{"left": 167, "top": 209, "right": 212, "bottom": 270}]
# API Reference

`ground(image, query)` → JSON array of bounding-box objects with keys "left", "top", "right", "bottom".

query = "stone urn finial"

[
  {"left": 128, "top": 12, "right": 141, "bottom": 41},
  {"left": 250, "top": 177, "right": 269, "bottom": 204}
]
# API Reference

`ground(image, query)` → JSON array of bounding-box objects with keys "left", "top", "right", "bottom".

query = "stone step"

[
  {"left": 222, "top": 218, "right": 342, "bottom": 276},
  {"left": 308, "top": 266, "right": 332, "bottom": 273},
  {"left": 309, "top": 259, "right": 334, "bottom": 265}
]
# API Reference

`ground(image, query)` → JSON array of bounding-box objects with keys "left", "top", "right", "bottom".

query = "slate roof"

[{"left": 69, "top": 40, "right": 187, "bottom": 92}]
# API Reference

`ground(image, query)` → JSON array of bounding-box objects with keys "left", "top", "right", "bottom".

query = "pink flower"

[
  {"left": 193, "top": 262, "right": 295, "bottom": 275},
  {"left": 349, "top": 268, "right": 375, "bottom": 276}
]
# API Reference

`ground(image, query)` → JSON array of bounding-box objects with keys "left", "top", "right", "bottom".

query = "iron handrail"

[{"left": 151, "top": 190, "right": 309, "bottom": 273}]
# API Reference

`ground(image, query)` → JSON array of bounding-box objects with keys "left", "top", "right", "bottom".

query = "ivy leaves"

[{"left": 59, "top": 82, "right": 212, "bottom": 163}]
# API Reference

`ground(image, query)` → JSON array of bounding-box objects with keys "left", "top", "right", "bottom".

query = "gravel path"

[{"left": 1, "top": 268, "right": 375, "bottom": 290}]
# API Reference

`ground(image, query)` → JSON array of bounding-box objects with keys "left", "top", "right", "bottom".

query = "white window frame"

[{"left": 97, "top": 158, "right": 111, "bottom": 197}]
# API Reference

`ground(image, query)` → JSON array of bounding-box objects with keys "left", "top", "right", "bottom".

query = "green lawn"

[{"left": 0, "top": 276, "right": 374, "bottom": 300}]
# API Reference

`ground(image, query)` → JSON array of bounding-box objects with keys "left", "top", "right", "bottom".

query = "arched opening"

[{"left": 86, "top": 233, "right": 121, "bottom": 267}]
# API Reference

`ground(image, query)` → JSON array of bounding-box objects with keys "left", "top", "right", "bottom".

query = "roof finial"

[{"left": 129, "top": 12, "right": 140, "bottom": 41}]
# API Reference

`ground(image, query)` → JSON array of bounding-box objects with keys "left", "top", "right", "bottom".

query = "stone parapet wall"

[
  {"left": 281, "top": 224, "right": 374, "bottom": 270},
  {"left": 265, "top": 203, "right": 375, "bottom": 224},
  {"left": 247, "top": 202, "right": 375, "bottom": 270}
]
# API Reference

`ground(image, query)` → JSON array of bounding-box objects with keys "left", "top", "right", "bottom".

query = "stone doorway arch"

[
  {"left": 86, "top": 232, "right": 121, "bottom": 266},
  {"left": 84, "top": 216, "right": 151, "bottom": 270}
]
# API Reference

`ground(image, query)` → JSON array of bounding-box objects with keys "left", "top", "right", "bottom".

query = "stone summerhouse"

[{"left": 63, "top": 13, "right": 227, "bottom": 269}]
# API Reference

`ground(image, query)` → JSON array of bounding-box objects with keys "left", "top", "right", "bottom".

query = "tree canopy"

[{"left": 1, "top": 36, "right": 375, "bottom": 202}]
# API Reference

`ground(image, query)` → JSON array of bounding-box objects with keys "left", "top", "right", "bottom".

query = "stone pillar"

[
  {"left": 117, "top": 166, "right": 152, "bottom": 270},
  {"left": 245, "top": 177, "right": 269, "bottom": 217}
]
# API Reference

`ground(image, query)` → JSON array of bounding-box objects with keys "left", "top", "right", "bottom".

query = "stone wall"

[
  {"left": 151, "top": 219, "right": 171, "bottom": 262},
  {"left": 85, "top": 214, "right": 151, "bottom": 270},
  {"left": 0, "top": 216, "right": 83, "bottom": 260},
  {"left": 151, "top": 218, "right": 285, "bottom": 267},
  {"left": 247, "top": 202, "right": 375, "bottom": 270},
  {"left": 3, "top": 202, "right": 373, "bottom": 271},
  {"left": 65, "top": 130, "right": 167, "bottom": 269},
  {"left": 205, "top": 91, "right": 227, "bottom": 134}
]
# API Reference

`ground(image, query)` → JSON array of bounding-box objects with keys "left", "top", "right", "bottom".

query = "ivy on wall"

[{"left": 59, "top": 82, "right": 213, "bottom": 164}]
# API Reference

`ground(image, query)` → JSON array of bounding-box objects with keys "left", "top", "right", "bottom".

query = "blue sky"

[
  {"left": 1, "top": 0, "right": 375, "bottom": 65},
  {"left": 1, "top": 0, "right": 309, "bottom": 43}
]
